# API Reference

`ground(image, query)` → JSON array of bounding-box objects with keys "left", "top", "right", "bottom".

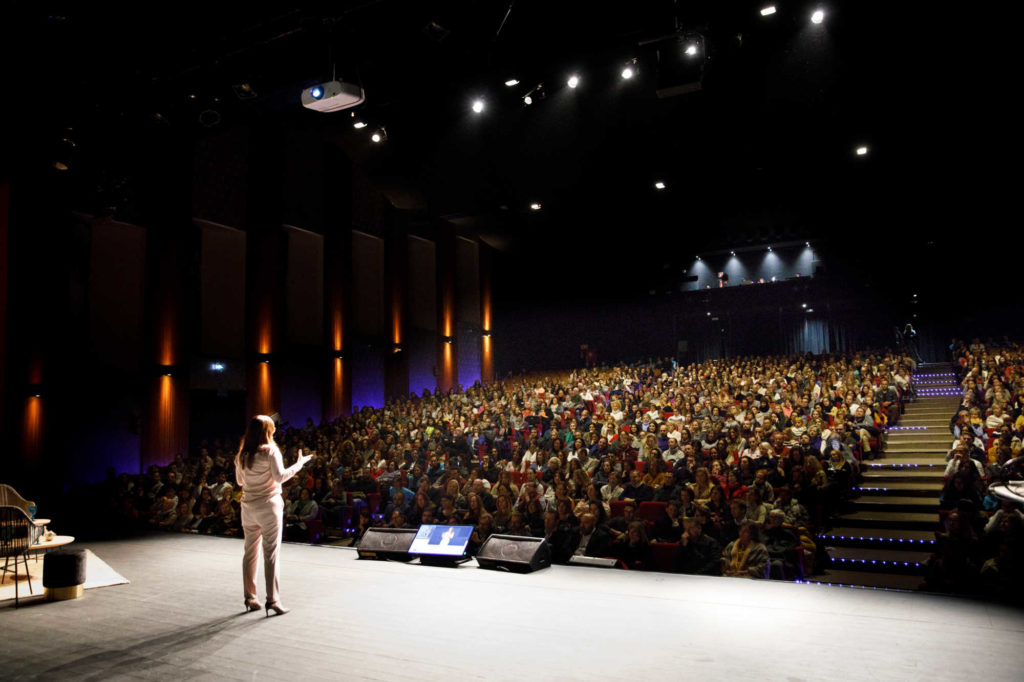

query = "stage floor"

[{"left": 1, "top": 533, "right": 1022, "bottom": 681}]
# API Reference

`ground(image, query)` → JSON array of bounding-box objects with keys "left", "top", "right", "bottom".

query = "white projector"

[{"left": 300, "top": 81, "right": 365, "bottom": 113}]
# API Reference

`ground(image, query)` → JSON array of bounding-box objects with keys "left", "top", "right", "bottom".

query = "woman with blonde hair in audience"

[
  {"left": 569, "top": 467, "right": 590, "bottom": 498},
  {"left": 574, "top": 482, "right": 609, "bottom": 519},
  {"left": 722, "top": 521, "right": 770, "bottom": 579},
  {"left": 642, "top": 455, "right": 673, "bottom": 491},
  {"left": 689, "top": 467, "right": 715, "bottom": 505}
]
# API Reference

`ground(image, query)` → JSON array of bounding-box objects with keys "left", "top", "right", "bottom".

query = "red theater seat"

[
  {"left": 636, "top": 501, "right": 667, "bottom": 525},
  {"left": 650, "top": 542, "right": 677, "bottom": 573}
]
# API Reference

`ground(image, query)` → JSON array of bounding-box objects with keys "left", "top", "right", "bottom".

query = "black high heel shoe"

[
  {"left": 244, "top": 599, "right": 261, "bottom": 612},
  {"left": 265, "top": 601, "right": 290, "bottom": 617}
]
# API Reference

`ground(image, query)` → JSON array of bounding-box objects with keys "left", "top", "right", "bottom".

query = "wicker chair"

[
  {"left": 1, "top": 505, "right": 34, "bottom": 606},
  {"left": 0, "top": 484, "right": 35, "bottom": 516}
]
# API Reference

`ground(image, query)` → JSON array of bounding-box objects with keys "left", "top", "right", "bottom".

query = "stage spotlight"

[
  {"left": 730, "top": 251, "right": 736, "bottom": 256},
  {"left": 856, "top": 146, "right": 869, "bottom": 155},
  {"left": 811, "top": 9, "right": 825, "bottom": 24},
  {"left": 505, "top": 79, "right": 519, "bottom": 87},
  {"left": 802, "top": 303, "right": 807, "bottom": 309},
  {"left": 530, "top": 202, "right": 542, "bottom": 211},
  {"left": 685, "top": 44, "right": 698, "bottom": 56},
  {"left": 767, "top": 246, "right": 773, "bottom": 252},
  {"left": 761, "top": 6, "right": 777, "bottom": 16},
  {"left": 654, "top": 181, "right": 666, "bottom": 189},
  {"left": 523, "top": 95, "right": 533, "bottom": 105},
  {"left": 567, "top": 74, "right": 579, "bottom": 88},
  {"left": 472, "top": 99, "right": 485, "bottom": 113},
  {"left": 621, "top": 67, "right": 634, "bottom": 79},
  {"left": 371, "top": 129, "right": 386, "bottom": 143}
]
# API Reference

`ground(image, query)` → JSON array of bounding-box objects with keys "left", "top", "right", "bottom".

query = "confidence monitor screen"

[{"left": 409, "top": 524, "right": 473, "bottom": 557}]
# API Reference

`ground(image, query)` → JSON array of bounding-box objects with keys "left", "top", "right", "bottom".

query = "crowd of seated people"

[
  {"left": 925, "top": 339, "right": 1024, "bottom": 600},
  {"left": 101, "top": 347, "right": 918, "bottom": 580}
]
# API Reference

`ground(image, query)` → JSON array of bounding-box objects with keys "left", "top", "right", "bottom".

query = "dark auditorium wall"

[
  {"left": 493, "top": 278, "right": 910, "bottom": 376},
  {"left": 1, "top": 123, "right": 494, "bottom": 498}
]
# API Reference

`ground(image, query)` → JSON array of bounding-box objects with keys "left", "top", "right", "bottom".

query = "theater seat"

[
  {"left": 636, "top": 501, "right": 667, "bottom": 525},
  {"left": 609, "top": 500, "right": 627, "bottom": 518},
  {"left": 650, "top": 542, "right": 677, "bottom": 573}
]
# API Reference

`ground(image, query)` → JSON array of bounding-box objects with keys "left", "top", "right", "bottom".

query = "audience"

[
  {"left": 94, "top": 341, "right": 1022, "bottom": 600},
  {"left": 921, "top": 339, "right": 1024, "bottom": 600}
]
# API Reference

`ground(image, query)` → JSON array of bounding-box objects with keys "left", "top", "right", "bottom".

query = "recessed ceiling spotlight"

[
  {"left": 621, "top": 67, "right": 634, "bottom": 80},
  {"left": 654, "top": 181, "right": 666, "bottom": 189},
  {"left": 523, "top": 95, "right": 533, "bottom": 105},
  {"left": 761, "top": 6, "right": 777, "bottom": 16},
  {"left": 685, "top": 44, "right": 698, "bottom": 56},
  {"left": 730, "top": 251, "right": 736, "bottom": 256},
  {"left": 567, "top": 74, "right": 579, "bottom": 88},
  {"left": 811, "top": 9, "right": 825, "bottom": 24},
  {"left": 856, "top": 146, "right": 869, "bottom": 155},
  {"left": 472, "top": 99, "right": 485, "bottom": 114},
  {"left": 353, "top": 121, "right": 367, "bottom": 129},
  {"left": 505, "top": 79, "right": 519, "bottom": 87},
  {"left": 530, "top": 202, "right": 542, "bottom": 211},
  {"left": 371, "top": 131, "right": 383, "bottom": 143},
  {"left": 802, "top": 303, "right": 807, "bottom": 308}
]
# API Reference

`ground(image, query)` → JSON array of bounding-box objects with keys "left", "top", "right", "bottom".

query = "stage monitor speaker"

[
  {"left": 357, "top": 527, "right": 417, "bottom": 561},
  {"left": 476, "top": 534, "right": 551, "bottom": 573}
]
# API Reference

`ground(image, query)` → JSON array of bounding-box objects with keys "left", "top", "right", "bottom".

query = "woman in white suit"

[{"left": 235, "top": 415, "right": 311, "bottom": 616}]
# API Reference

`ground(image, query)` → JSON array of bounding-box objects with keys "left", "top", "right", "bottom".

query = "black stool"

[{"left": 43, "top": 548, "right": 86, "bottom": 601}]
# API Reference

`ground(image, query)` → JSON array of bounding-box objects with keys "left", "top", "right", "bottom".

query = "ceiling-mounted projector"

[{"left": 301, "top": 81, "right": 365, "bottom": 112}]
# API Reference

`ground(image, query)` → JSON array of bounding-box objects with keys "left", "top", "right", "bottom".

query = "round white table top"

[{"left": 27, "top": 535, "right": 75, "bottom": 552}]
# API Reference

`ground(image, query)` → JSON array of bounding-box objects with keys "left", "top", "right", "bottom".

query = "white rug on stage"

[{"left": 0, "top": 549, "right": 129, "bottom": 603}]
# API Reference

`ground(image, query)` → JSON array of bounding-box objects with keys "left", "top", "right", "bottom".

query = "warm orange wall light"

[
  {"left": 23, "top": 396, "right": 43, "bottom": 459},
  {"left": 258, "top": 361, "right": 272, "bottom": 415}
]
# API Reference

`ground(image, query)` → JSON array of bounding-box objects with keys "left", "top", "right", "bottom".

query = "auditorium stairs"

[{"left": 818, "top": 363, "right": 958, "bottom": 591}]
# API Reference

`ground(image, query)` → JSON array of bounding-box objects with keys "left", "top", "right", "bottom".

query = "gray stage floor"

[{"left": 1, "top": 533, "right": 1022, "bottom": 681}]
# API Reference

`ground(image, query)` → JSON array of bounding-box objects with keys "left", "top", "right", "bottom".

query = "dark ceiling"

[{"left": 6, "top": 1, "right": 1018, "bottom": 301}]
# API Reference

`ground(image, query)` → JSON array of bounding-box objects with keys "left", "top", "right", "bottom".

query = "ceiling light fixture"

[
  {"left": 621, "top": 67, "right": 634, "bottom": 80},
  {"left": 567, "top": 74, "right": 579, "bottom": 88},
  {"left": 761, "top": 6, "right": 777, "bottom": 16},
  {"left": 505, "top": 79, "right": 519, "bottom": 87},
  {"left": 654, "top": 181, "right": 666, "bottom": 189},
  {"left": 472, "top": 99, "right": 485, "bottom": 113},
  {"left": 353, "top": 121, "right": 367, "bottom": 129},
  {"left": 811, "top": 9, "right": 825, "bottom": 24},
  {"left": 856, "top": 146, "right": 869, "bottom": 155},
  {"left": 685, "top": 44, "right": 698, "bottom": 56},
  {"left": 530, "top": 202, "right": 542, "bottom": 211}
]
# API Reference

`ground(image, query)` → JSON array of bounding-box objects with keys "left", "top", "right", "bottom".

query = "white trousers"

[{"left": 242, "top": 494, "right": 284, "bottom": 604}]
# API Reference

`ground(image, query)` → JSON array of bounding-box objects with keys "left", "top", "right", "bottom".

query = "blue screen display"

[{"left": 409, "top": 525, "right": 473, "bottom": 557}]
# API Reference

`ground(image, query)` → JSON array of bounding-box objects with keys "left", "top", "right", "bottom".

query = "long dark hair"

[{"left": 238, "top": 415, "right": 276, "bottom": 469}]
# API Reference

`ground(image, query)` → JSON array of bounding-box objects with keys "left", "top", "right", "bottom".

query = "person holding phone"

[{"left": 235, "top": 415, "right": 312, "bottom": 616}]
